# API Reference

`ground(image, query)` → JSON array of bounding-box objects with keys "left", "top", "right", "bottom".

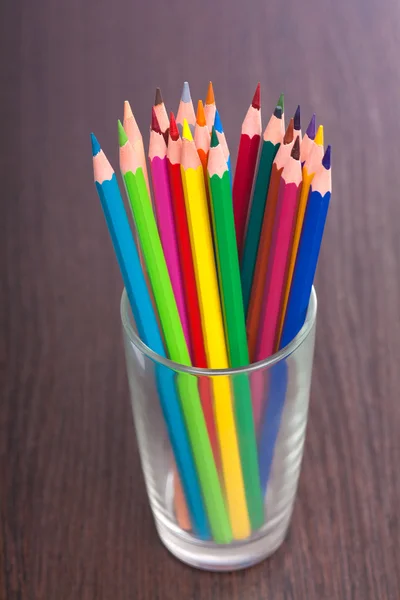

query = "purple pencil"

[{"left": 149, "top": 108, "right": 191, "bottom": 354}]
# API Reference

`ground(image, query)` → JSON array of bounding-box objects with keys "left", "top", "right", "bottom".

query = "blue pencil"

[
  {"left": 214, "top": 109, "right": 232, "bottom": 186},
  {"left": 258, "top": 145, "right": 331, "bottom": 496},
  {"left": 91, "top": 133, "right": 210, "bottom": 539},
  {"left": 280, "top": 145, "right": 332, "bottom": 349}
]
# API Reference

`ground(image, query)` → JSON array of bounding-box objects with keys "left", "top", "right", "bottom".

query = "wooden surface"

[{"left": 2, "top": 0, "right": 400, "bottom": 597}]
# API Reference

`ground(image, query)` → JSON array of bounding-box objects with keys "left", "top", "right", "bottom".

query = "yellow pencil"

[
  {"left": 277, "top": 125, "right": 324, "bottom": 345},
  {"left": 180, "top": 119, "right": 250, "bottom": 539}
]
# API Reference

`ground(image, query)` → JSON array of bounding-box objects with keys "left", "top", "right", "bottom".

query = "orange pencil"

[
  {"left": 204, "top": 81, "right": 216, "bottom": 131},
  {"left": 154, "top": 87, "right": 170, "bottom": 144},
  {"left": 194, "top": 100, "right": 210, "bottom": 190},
  {"left": 246, "top": 118, "right": 295, "bottom": 361}
]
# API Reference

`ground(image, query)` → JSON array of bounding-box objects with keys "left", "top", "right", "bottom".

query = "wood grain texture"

[{"left": 1, "top": 0, "right": 400, "bottom": 597}]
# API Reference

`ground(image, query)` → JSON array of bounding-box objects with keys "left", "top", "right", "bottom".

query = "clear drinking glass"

[{"left": 121, "top": 288, "right": 317, "bottom": 571}]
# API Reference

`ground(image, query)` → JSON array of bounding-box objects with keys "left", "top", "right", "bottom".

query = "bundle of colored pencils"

[{"left": 91, "top": 81, "right": 332, "bottom": 543}]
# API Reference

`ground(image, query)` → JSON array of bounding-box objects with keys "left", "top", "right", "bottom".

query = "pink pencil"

[
  {"left": 255, "top": 137, "right": 302, "bottom": 361},
  {"left": 148, "top": 108, "right": 191, "bottom": 354}
]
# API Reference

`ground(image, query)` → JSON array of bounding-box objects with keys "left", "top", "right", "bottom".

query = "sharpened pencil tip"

[
  {"left": 169, "top": 112, "right": 179, "bottom": 141},
  {"left": 306, "top": 114, "right": 316, "bottom": 139},
  {"left": 214, "top": 109, "right": 223, "bottom": 133},
  {"left": 315, "top": 125, "right": 324, "bottom": 147},
  {"left": 210, "top": 127, "right": 219, "bottom": 148},
  {"left": 273, "top": 105, "right": 283, "bottom": 119},
  {"left": 294, "top": 105, "right": 301, "bottom": 131},
  {"left": 277, "top": 93, "right": 284, "bottom": 113},
  {"left": 181, "top": 81, "right": 191, "bottom": 103},
  {"left": 151, "top": 107, "right": 162, "bottom": 134},
  {"left": 206, "top": 81, "right": 215, "bottom": 105},
  {"left": 118, "top": 120, "right": 128, "bottom": 147},
  {"left": 91, "top": 133, "right": 101, "bottom": 156},
  {"left": 123, "top": 100, "right": 133, "bottom": 121},
  {"left": 283, "top": 118, "right": 294, "bottom": 144},
  {"left": 154, "top": 87, "right": 163, "bottom": 106},
  {"left": 252, "top": 83, "right": 261, "bottom": 110},
  {"left": 182, "top": 118, "right": 193, "bottom": 141},
  {"left": 322, "top": 145, "right": 331, "bottom": 169},
  {"left": 196, "top": 100, "right": 206, "bottom": 126},
  {"left": 291, "top": 136, "right": 300, "bottom": 160}
]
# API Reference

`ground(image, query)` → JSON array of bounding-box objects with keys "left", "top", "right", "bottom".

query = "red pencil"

[
  {"left": 167, "top": 112, "right": 220, "bottom": 467},
  {"left": 233, "top": 84, "right": 262, "bottom": 257}
]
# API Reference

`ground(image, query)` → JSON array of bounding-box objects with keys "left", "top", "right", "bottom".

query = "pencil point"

[
  {"left": 210, "top": 127, "right": 219, "bottom": 148},
  {"left": 214, "top": 109, "right": 223, "bottom": 133},
  {"left": 123, "top": 100, "right": 133, "bottom": 121},
  {"left": 291, "top": 136, "right": 300, "bottom": 160},
  {"left": 90, "top": 133, "right": 101, "bottom": 156},
  {"left": 315, "top": 125, "right": 324, "bottom": 146},
  {"left": 206, "top": 81, "right": 215, "bottom": 105},
  {"left": 169, "top": 112, "right": 179, "bottom": 141},
  {"left": 196, "top": 100, "right": 206, "bottom": 126},
  {"left": 273, "top": 105, "right": 283, "bottom": 119},
  {"left": 283, "top": 118, "right": 294, "bottom": 144},
  {"left": 306, "top": 114, "right": 316, "bottom": 139},
  {"left": 277, "top": 93, "right": 284, "bottom": 113},
  {"left": 118, "top": 120, "right": 128, "bottom": 147},
  {"left": 182, "top": 118, "right": 193, "bottom": 141},
  {"left": 155, "top": 87, "right": 163, "bottom": 106},
  {"left": 181, "top": 81, "right": 191, "bottom": 103},
  {"left": 151, "top": 107, "right": 162, "bottom": 134},
  {"left": 322, "top": 145, "right": 331, "bottom": 169},
  {"left": 252, "top": 83, "right": 261, "bottom": 110},
  {"left": 294, "top": 105, "right": 301, "bottom": 131}
]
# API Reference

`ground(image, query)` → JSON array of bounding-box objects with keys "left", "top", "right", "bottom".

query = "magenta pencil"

[
  {"left": 255, "top": 137, "right": 302, "bottom": 361},
  {"left": 149, "top": 108, "right": 191, "bottom": 354}
]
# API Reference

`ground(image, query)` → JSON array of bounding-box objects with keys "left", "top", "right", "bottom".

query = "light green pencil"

[
  {"left": 208, "top": 127, "right": 264, "bottom": 530},
  {"left": 118, "top": 121, "right": 232, "bottom": 543}
]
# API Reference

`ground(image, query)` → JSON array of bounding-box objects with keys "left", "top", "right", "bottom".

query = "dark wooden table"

[{"left": 2, "top": 0, "right": 400, "bottom": 597}]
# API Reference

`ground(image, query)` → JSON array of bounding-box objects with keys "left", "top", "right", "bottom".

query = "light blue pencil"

[
  {"left": 91, "top": 133, "right": 210, "bottom": 539},
  {"left": 214, "top": 109, "right": 232, "bottom": 186}
]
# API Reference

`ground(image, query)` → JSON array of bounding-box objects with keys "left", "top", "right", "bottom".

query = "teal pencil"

[{"left": 241, "top": 98, "right": 285, "bottom": 313}]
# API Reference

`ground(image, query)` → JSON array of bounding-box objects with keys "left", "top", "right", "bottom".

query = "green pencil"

[
  {"left": 241, "top": 97, "right": 285, "bottom": 314},
  {"left": 118, "top": 121, "right": 232, "bottom": 543},
  {"left": 208, "top": 127, "right": 264, "bottom": 530}
]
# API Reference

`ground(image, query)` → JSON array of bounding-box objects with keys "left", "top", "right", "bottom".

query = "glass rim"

[{"left": 120, "top": 287, "right": 317, "bottom": 376}]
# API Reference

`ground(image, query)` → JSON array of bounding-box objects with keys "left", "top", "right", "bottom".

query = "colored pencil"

[
  {"left": 255, "top": 137, "right": 302, "bottom": 360},
  {"left": 300, "top": 114, "right": 316, "bottom": 165},
  {"left": 208, "top": 129, "right": 264, "bottom": 530},
  {"left": 167, "top": 112, "right": 220, "bottom": 466},
  {"left": 276, "top": 125, "right": 324, "bottom": 346},
  {"left": 176, "top": 81, "right": 196, "bottom": 134},
  {"left": 214, "top": 109, "right": 231, "bottom": 178},
  {"left": 123, "top": 100, "right": 150, "bottom": 195},
  {"left": 258, "top": 145, "right": 330, "bottom": 497},
  {"left": 280, "top": 145, "right": 331, "bottom": 347},
  {"left": 194, "top": 99, "right": 210, "bottom": 188},
  {"left": 116, "top": 126, "right": 232, "bottom": 543},
  {"left": 180, "top": 119, "right": 251, "bottom": 539},
  {"left": 91, "top": 133, "right": 212, "bottom": 540},
  {"left": 148, "top": 109, "right": 191, "bottom": 353},
  {"left": 294, "top": 104, "right": 302, "bottom": 145},
  {"left": 246, "top": 118, "right": 295, "bottom": 362},
  {"left": 241, "top": 98, "right": 285, "bottom": 314},
  {"left": 204, "top": 81, "right": 216, "bottom": 131},
  {"left": 232, "top": 83, "right": 262, "bottom": 256},
  {"left": 154, "top": 87, "right": 170, "bottom": 144}
]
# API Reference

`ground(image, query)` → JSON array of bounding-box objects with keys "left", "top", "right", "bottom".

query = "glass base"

[{"left": 155, "top": 519, "right": 289, "bottom": 571}]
